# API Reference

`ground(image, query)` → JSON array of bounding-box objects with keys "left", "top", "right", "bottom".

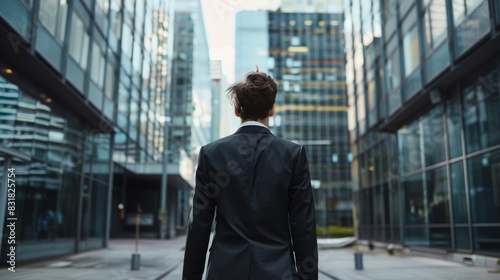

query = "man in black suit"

[{"left": 182, "top": 70, "right": 318, "bottom": 280}]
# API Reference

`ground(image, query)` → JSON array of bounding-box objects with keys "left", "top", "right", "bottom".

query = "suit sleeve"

[
  {"left": 182, "top": 147, "right": 216, "bottom": 280},
  {"left": 289, "top": 146, "right": 318, "bottom": 280}
]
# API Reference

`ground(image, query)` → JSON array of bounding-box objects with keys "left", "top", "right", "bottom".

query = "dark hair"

[{"left": 226, "top": 68, "right": 278, "bottom": 121}]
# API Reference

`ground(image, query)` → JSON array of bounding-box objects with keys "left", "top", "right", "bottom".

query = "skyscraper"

[
  {"left": 235, "top": 10, "right": 352, "bottom": 234},
  {"left": 0, "top": 0, "right": 192, "bottom": 262},
  {"left": 345, "top": 0, "right": 500, "bottom": 265}
]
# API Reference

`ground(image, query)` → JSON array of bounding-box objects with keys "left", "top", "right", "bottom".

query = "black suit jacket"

[{"left": 182, "top": 126, "right": 318, "bottom": 280}]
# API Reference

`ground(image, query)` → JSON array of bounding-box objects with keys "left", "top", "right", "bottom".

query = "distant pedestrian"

[{"left": 182, "top": 69, "right": 318, "bottom": 280}]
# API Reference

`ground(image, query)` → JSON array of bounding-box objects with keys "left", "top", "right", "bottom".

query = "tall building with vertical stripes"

[{"left": 235, "top": 10, "right": 352, "bottom": 234}]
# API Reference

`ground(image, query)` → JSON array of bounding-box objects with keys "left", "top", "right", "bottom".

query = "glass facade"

[
  {"left": 346, "top": 0, "right": 500, "bottom": 259},
  {"left": 268, "top": 12, "right": 352, "bottom": 233},
  {"left": 235, "top": 10, "right": 352, "bottom": 235},
  {"left": 0, "top": 0, "right": 197, "bottom": 263}
]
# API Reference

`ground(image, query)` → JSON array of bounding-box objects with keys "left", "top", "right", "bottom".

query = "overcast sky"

[{"left": 200, "top": 0, "right": 280, "bottom": 83}]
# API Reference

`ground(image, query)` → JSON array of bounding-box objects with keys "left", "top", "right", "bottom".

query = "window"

[
  {"left": 105, "top": 61, "right": 116, "bottom": 100},
  {"left": 468, "top": 150, "right": 500, "bottom": 224},
  {"left": 421, "top": 106, "right": 445, "bottom": 166},
  {"left": 96, "top": 0, "right": 109, "bottom": 17},
  {"left": 110, "top": 0, "right": 122, "bottom": 40},
  {"left": 453, "top": 0, "right": 490, "bottom": 55},
  {"left": 450, "top": 161, "right": 468, "bottom": 223},
  {"left": 68, "top": 13, "right": 89, "bottom": 69},
  {"left": 39, "top": 0, "right": 68, "bottom": 43},
  {"left": 422, "top": 0, "right": 448, "bottom": 52},
  {"left": 90, "top": 42, "right": 105, "bottom": 89},
  {"left": 95, "top": 0, "right": 110, "bottom": 32},
  {"left": 453, "top": 0, "right": 484, "bottom": 27},
  {"left": 426, "top": 167, "right": 449, "bottom": 224},
  {"left": 385, "top": 50, "right": 401, "bottom": 90},
  {"left": 403, "top": 26, "right": 420, "bottom": 76},
  {"left": 463, "top": 68, "right": 500, "bottom": 153},
  {"left": 398, "top": 120, "right": 422, "bottom": 174},
  {"left": 446, "top": 94, "right": 463, "bottom": 158},
  {"left": 404, "top": 173, "right": 425, "bottom": 224},
  {"left": 121, "top": 23, "right": 133, "bottom": 58},
  {"left": 124, "top": 0, "right": 135, "bottom": 15}
]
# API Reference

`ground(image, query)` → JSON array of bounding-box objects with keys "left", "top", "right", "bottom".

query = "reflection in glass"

[
  {"left": 468, "top": 151, "right": 500, "bottom": 223},
  {"left": 421, "top": 106, "right": 445, "bottom": 167},
  {"left": 455, "top": 227, "right": 471, "bottom": 250},
  {"left": 446, "top": 93, "right": 463, "bottom": 158},
  {"left": 386, "top": 50, "right": 400, "bottom": 91},
  {"left": 463, "top": 68, "right": 500, "bottom": 153},
  {"left": 473, "top": 226, "right": 500, "bottom": 254},
  {"left": 404, "top": 227, "right": 428, "bottom": 246},
  {"left": 451, "top": 161, "right": 468, "bottom": 224},
  {"left": 91, "top": 42, "right": 105, "bottom": 88},
  {"left": 404, "top": 173, "right": 425, "bottom": 224},
  {"left": 426, "top": 167, "right": 449, "bottom": 224},
  {"left": 403, "top": 26, "right": 420, "bottom": 77},
  {"left": 453, "top": 0, "right": 490, "bottom": 55},
  {"left": 68, "top": 13, "right": 90, "bottom": 69},
  {"left": 423, "top": 0, "right": 447, "bottom": 52},
  {"left": 38, "top": 0, "right": 68, "bottom": 43},
  {"left": 398, "top": 120, "right": 422, "bottom": 174}
]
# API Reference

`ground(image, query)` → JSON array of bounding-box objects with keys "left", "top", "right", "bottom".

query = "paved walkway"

[
  {"left": 318, "top": 247, "right": 500, "bottom": 280},
  {"left": 0, "top": 237, "right": 186, "bottom": 280},
  {"left": 1, "top": 237, "right": 499, "bottom": 280}
]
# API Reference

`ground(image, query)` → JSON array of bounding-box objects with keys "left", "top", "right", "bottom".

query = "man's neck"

[{"left": 241, "top": 118, "right": 269, "bottom": 127}]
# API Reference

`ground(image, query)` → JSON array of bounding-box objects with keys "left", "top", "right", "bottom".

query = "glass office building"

[
  {"left": 0, "top": 0, "right": 193, "bottom": 263},
  {"left": 235, "top": 10, "right": 352, "bottom": 234},
  {"left": 346, "top": 0, "right": 500, "bottom": 264}
]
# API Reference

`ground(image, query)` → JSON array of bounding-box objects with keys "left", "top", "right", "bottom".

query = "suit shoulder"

[
  {"left": 273, "top": 135, "right": 302, "bottom": 150},
  {"left": 201, "top": 134, "right": 236, "bottom": 153}
]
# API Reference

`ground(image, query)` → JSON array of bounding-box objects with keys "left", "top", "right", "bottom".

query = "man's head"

[{"left": 226, "top": 69, "right": 278, "bottom": 122}]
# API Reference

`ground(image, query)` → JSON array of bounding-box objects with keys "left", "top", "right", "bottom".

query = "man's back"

[
  {"left": 183, "top": 125, "right": 318, "bottom": 280},
  {"left": 182, "top": 70, "right": 317, "bottom": 280}
]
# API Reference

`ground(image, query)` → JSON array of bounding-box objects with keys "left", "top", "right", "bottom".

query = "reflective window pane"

[
  {"left": 454, "top": 0, "right": 490, "bottom": 56},
  {"left": 68, "top": 14, "right": 90, "bottom": 69},
  {"left": 463, "top": 68, "right": 500, "bottom": 153},
  {"left": 447, "top": 93, "right": 463, "bottom": 158},
  {"left": 455, "top": 226, "right": 471, "bottom": 250},
  {"left": 398, "top": 120, "right": 422, "bottom": 174},
  {"left": 403, "top": 26, "right": 420, "bottom": 76},
  {"left": 426, "top": 167, "right": 449, "bottom": 224},
  {"left": 39, "top": 0, "right": 67, "bottom": 43},
  {"left": 421, "top": 106, "right": 445, "bottom": 167},
  {"left": 473, "top": 226, "right": 500, "bottom": 254},
  {"left": 451, "top": 161, "right": 468, "bottom": 224},
  {"left": 468, "top": 150, "right": 500, "bottom": 223},
  {"left": 110, "top": 0, "right": 122, "bottom": 40},
  {"left": 423, "top": 0, "right": 447, "bottom": 52},
  {"left": 91, "top": 42, "right": 106, "bottom": 88},
  {"left": 404, "top": 173, "right": 425, "bottom": 224},
  {"left": 386, "top": 50, "right": 401, "bottom": 91}
]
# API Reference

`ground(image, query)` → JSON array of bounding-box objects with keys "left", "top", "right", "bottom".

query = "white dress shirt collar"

[{"left": 239, "top": 121, "right": 269, "bottom": 129}]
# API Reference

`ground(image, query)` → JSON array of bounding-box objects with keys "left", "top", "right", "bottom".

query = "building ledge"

[{"left": 377, "top": 33, "right": 500, "bottom": 133}]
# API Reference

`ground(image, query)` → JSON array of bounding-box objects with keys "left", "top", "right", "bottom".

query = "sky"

[{"left": 200, "top": 0, "right": 281, "bottom": 83}]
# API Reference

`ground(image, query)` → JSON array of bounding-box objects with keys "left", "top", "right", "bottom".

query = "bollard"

[
  {"left": 131, "top": 204, "right": 142, "bottom": 270},
  {"left": 131, "top": 253, "right": 140, "bottom": 270},
  {"left": 354, "top": 252, "right": 363, "bottom": 270}
]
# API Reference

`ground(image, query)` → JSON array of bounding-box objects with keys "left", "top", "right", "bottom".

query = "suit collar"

[{"left": 235, "top": 125, "right": 272, "bottom": 135}]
